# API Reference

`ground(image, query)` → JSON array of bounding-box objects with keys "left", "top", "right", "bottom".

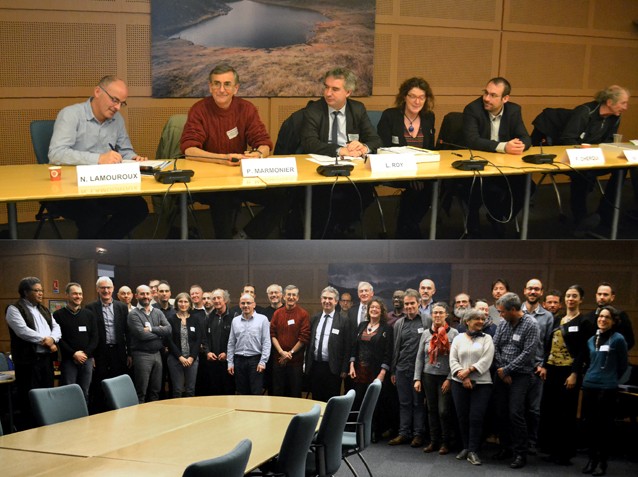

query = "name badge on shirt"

[
  {"left": 145, "top": 322, "right": 151, "bottom": 328},
  {"left": 599, "top": 345, "right": 610, "bottom": 352},
  {"left": 348, "top": 133, "right": 360, "bottom": 142},
  {"left": 417, "top": 327, "right": 424, "bottom": 334},
  {"left": 78, "top": 326, "right": 87, "bottom": 332},
  {"left": 287, "top": 319, "right": 295, "bottom": 326},
  {"left": 391, "top": 135, "right": 400, "bottom": 145},
  {"left": 190, "top": 327, "right": 196, "bottom": 332},
  {"left": 226, "top": 127, "right": 239, "bottom": 139},
  {"left": 332, "top": 328, "right": 340, "bottom": 335},
  {"left": 568, "top": 326, "right": 579, "bottom": 333},
  {"left": 512, "top": 334, "right": 521, "bottom": 341}
]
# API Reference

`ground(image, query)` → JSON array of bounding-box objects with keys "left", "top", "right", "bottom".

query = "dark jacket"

[
  {"left": 86, "top": 299, "right": 130, "bottom": 367},
  {"left": 377, "top": 107, "right": 435, "bottom": 149},
  {"left": 166, "top": 314, "right": 204, "bottom": 360},
  {"left": 305, "top": 311, "right": 351, "bottom": 376},
  {"left": 552, "top": 313, "right": 596, "bottom": 374},
  {"left": 462, "top": 97, "right": 531, "bottom": 152},
  {"left": 560, "top": 101, "right": 621, "bottom": 145},
  {"left": 351, "top": 321, "right": 394, "bottom": 373}
]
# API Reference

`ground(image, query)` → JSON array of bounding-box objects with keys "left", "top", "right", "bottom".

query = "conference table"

[
  {"left": 0, "top": 395, "right": 325, "bottom": 476},
  {"left": 0, "top": 145, "right": 634, "bottom": 239}
]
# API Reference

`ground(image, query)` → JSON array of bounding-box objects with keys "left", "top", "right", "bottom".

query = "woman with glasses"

[
  {"left": 580, "top": 306, "right": 628, "bottom": 476},
  {"left": 414, "top": 302, "right": 458, "bottom": 455},
  {"left": 377, "top": 77, "right": 436, "bottom": 238}
]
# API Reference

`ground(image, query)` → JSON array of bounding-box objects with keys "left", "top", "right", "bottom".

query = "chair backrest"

[
  {"left": 155, "top": 114, "right": 188, "bottom": 159},
  {"left": 29, "top": 384, "right": 88, "bottom": 426},
  {"left": 0, "top": 414, "right": 3, "bottom": 436},
  {"left": 436, "top": 112, "right": 465, "bottom": 150},
  {"left": 530, "top": 107, "right": 574, "bottom": 146},
  {"left": 0, "top": 353, "right": 8, "bottom": 371},
  {"left": 182, "top": 438, "right": 252, "bottom": 477},
  {"left": 366, "top": 110, "right": 383, "bottom": 131},
  {"left": 356, "top": 379, "right": 382, "bottom": 449},
  {"left": 101, "top": 374, "right": 139, "bottom": 410},
  {"left": 277, "top": 404, "right": 321, "bottom": 477},
  {"left": 314, "top": 389, "right": 355, "bottom": 476},
  {"left": 30, "top": 120, "right": 56, "bottom": 164}
]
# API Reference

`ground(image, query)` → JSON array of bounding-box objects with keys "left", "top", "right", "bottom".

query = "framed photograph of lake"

[{"left": 151, "top": 0, "right": 376, "bottom": 97}]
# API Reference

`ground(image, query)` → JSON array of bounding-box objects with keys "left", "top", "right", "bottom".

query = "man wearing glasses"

[
  {"left": 461, "top": 77, "right": 532, "bottom": 237},
  {"left": 6, "top": 277, "right": 61, "bottom": 429},
  {"left": 47, "top": 75, "right": 149, "bottom": 238},
  {"left": 181, "top": 63, "right": 286, "bottom": 239}
]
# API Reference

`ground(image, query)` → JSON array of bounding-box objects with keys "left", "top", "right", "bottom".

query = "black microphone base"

[
  {"left": 452, "top": 159, "right": 488, "bottom": 171},
  {"left": 154, "top": 169, "right": 195, "bottom": 184},
  {"left": 522, "top": 153, "right": 556, "bottom": 164},
  {"left": 316, "top": 164, "right": 354, "bottom": 177}
]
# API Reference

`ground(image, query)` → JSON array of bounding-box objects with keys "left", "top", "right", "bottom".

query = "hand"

[
  {"left": 179, "top": 356, "right": 189, "bottom": 367},
  {"left": 376, "top": 371, "right": 386, "bottom": 382},
  {"left": 127, "top": 356, "right": 133, "bottom": 368},
  {"left": 42, "top": 336, "right": 55, "bottom": 347},
  {"left": 207, "top": 352, "right": 217, "bottom": 361},
  {"left": 565, "top": 373, "right": 577, "bottom": 389},
  {"left": 349, "top": 362, "right": 356, "bottom": 379},
  {"left": 132, "top": 155, "right": 148, "bottom": 161},
  {"left": 187, "top": 357, "right": 194, "bottom": 366},
  {"left": 441, "top": 379, "right": 450, "bottom": 394},
  {"left": 462, "top": 377, "right": 473, "bottom": 389},
  {"left": 502, "top": 375, "right": 512, "bottom": 385},
  {"left": 226, "top": 153, "right": 243, "bottom": 166},
  {"left": 143, "top": 326, "right": 151, "bottom": 333},
  {"left": 228, "top": 366, "right": 234, "bottom": 376},
  {"left": 73, "top": 351, "right": 88, "bottom": 364},
  {"left": 98, "top": 150, "right": 123, "bottom": 164},
  {"left": 49, "top": 344, "right": 58, "bottom": 353},
  {"left": 504, "top": 138, "right": 525, "bottom": 155},
  {"left": 218, "top": 352, "right": 226, "bottom": 361},
  {"left": 345, "top": 141, "right": 368, "bottom": 157},
  {"left": 456, "top": 368, "right": 471, "bottom": 380},
  {"left": 278, "top": 355, "right": 289, "bottom": 365},
  {"left": 536, "top": 366, "right": 547, "bottom": 381},
  {"left": 256, "top": 364, "right": 265, "bottom": 373},
  {"left": 391, "top": 374, "right": 396, "bottom": 385},
  {"left": 413, "top": 380, "right": 421, "bottom": 392}
]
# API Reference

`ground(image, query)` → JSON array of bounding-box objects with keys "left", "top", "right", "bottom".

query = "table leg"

[
  {"left": 520, "top": 174, "right": 532, "bottom": 240},
  {"left": 180, "top": 193, "right": 188, "bottom": 240},
  {"left": 610, "top": 169, "right": 624, "bottom": 240},
  {"left": 304, "top": 185, "right": 312, "bottom": 240},
  {"left": 428, "top": 180, "right": 440, "bottom": 240},
  {"left": 8, "top": 202, "right": 17, "bottom": 239}
]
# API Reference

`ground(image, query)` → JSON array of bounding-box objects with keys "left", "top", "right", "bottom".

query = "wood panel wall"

[{"left": 1, "top": 0, "right": 637, "bottom": 223}]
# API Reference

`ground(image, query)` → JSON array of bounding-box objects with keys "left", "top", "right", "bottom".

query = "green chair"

[
  {"left": 29, "top": 384, "right": 88, "bottom": 427},
  {"left": 101, "top": 374, "right": 139, "bottom": 410},
  {"left": 183, "top": 438, "right": 252, "bottom": 477}
]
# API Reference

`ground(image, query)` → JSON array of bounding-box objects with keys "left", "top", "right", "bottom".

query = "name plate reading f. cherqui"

[
  {"left": 368, "top": 154, "right": 417, "bottom": 173},
  {"left": 76, "top": 163, "right": 142, "bottom": 187},
  {"left": 566, "top": 148, "right": 605, "bottom": 167},
  {"left": 241, "top": 157, "right": 298, "bottom": 177}
]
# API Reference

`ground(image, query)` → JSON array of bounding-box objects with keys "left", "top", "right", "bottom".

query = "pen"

[
  {"left": 109, "top": 143, "right": 120, "bottom": 152},
  {"left": 452, "top": 152, "right": 463, "bottom": 157}
]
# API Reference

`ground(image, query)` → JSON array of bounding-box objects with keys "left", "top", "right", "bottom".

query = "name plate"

[
  {"left": 566, "top": 148, "right": 605, "bottom": 167},
  {"left": 624, "top": 149, "right": 638, "bottom": 163},
  {"left": 241, "top": 157, "right": 298, "bottom": 177},
  {"left": 76, "top": 163, "right": 141, "bottom": 187},
  {"left": 368, "top": 154, "right": 417, "bottom": 173}
]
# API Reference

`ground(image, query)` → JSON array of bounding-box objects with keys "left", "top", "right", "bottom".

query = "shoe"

[
  {"left": 467, "top": 452, "right": 482, "bottom": 465},
  {"left": 381, "top": 429, "right": 394, "bottom": 439},
  {"left": 422, "top": 443, "right": 438, "bottom": 453},
  {"left": 456, "top": 449, "right": 469, "bottom": 460},
  {"left": 439, "top": 445, "right": 450, "bottom": 455},
  {"left": 410, "top": 435, "right": 424, "bottom": 448},
  {"left": 492, "top": 448, "right": 513, "bottom": 460},
  {"left": 583, "top": 459, "right": 598, "bottom": 474},
  {"left": 592, "top": 462, "right": 607, "bottom": 476},
  {"left": 527, "top": 444, "right": 538, "bottom": 456},
  {"left": 388, "top": 435, "right": 410, "bottom": 446},
  {"left": 510, "top": 455, "right": 527, "bottom": 469}
]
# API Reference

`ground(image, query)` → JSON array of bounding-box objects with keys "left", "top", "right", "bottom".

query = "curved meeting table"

[{"left": 0, "top": 395, "right": 325, "bottom": 476}]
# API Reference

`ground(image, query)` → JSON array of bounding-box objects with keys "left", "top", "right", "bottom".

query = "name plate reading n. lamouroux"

[
  {"left": 566, "top": 148, "right": 605, "bottom": 167},
  {"left": 368, "top": 154, "right": 417, "bottom": 173},
  {"left": 76, "top": 163, "right": 142, "bottom": 187},
  {"left": 241, "top": 157, "right": 298, "bottom": 177}
]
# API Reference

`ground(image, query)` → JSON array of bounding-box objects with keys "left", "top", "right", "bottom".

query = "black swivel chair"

[{"left": 29, "top": 120, "right": 62, "bottom": 238}]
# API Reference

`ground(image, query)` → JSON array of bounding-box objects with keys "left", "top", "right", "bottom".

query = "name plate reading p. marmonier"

[
  {"left": 76, "top": 163, "right": 141, "bottom": 187},
  {"left": 566, "top": 148, "right": 605, "bottom": 167},
  {"left": 241, "top": 157, "right": 298, "bottom": 177},
  {"left": 368, "top": 154, "right": 417, "bottom": 173}
]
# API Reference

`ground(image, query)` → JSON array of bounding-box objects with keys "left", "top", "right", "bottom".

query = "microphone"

[
  {"left": 154, "top": 155, "right": 195, "bottom": 184},
  {"left": 439, "top": 141, "right": 488, "bottom": 171},
  {"left": 317, "top": 150, "right": 354, "bottom": 177},
  {"left": 522, "top": 139, "right": 556, "bottom": 164}
]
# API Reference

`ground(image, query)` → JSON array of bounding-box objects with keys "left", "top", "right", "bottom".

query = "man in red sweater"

[
  {"left": 270, "top": 285, "right": 311, "bottom": 397},
  {"left": 181, "top": 63, "right": 287, "bottom": 238}
]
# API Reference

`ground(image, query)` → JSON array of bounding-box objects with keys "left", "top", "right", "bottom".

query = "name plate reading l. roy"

[
  {"left": 76, "top": 163, "right": 141, "bottom": 187},
  {"left": 241, "top": 157, "right": 298, "bottom": 177},
  {"left": 565, "top": 148, "right": 605, "bottom": 167},
  {"left": 367, "top": 154, "right": 417, "bottom": 173}
]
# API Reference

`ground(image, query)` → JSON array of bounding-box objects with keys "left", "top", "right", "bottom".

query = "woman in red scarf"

[{"left": 414, "top": 302, "right": 459, "bottom": 454}]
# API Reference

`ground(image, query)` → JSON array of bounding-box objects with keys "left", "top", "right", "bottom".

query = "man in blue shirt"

[{"left": 48, "top": 75, "right": 148, "bottom": 238}]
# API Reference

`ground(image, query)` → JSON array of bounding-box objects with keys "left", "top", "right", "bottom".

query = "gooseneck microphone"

[
  {"left": 154, "top": 154, "right": 194, "bottom": 184},
  {"left": 317, "top": 150, "right": 354, "bottom": 177},
  {"left": 439, "top": 141, "right": 488, "bottom": 171},
  {"left": 522, "top": 139, "right": 556, "bottom": 164}
]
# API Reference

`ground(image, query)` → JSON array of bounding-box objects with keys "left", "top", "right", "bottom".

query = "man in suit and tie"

[
  {"left": 86, "top": 276, "right": 131, "bottom": 413},
  {"left": 462, "top": 77, "right": 532, "bottom": 237},
  {"left": 300, "top": 67, "right": 383, "bottom": 238},
  {"left": 305, "top": 286, "right": 351, "bottom": 402}
]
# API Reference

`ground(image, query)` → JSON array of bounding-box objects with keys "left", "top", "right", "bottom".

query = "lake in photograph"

[{"left": 171, "top": 0, "right": 331, "bottom": 48}]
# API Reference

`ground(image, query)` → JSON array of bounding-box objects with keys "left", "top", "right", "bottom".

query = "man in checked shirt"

[{"left": 491, "top": 292, "right": 540, "bottom": 470}]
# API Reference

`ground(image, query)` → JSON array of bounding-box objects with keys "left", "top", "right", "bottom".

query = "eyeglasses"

[
  {"left": 31, "top": 288, "right": 44, "bottom": 293},
  {"left": 210, "top": 81, "right": 236, "bottom": 91},
  {"left": 407, "top": 94, "right": 426, "bottom": 102},
  {"left": 482, "top": 89, "right": 501, "bottom": 99},
  {"left": 99, "top": 85, "right": 127, "bottom": 107}
]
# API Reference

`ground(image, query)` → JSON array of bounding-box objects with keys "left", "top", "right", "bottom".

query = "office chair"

[
  {"left": 182, "top": 438, "right": 252, "bottom": 477},
  {"left": 342, "top": 379, "right": 382, "bottom": 477},
  {"left": 101, "top": 374, "right": 139, "bottom": 410},
  {"left": 29, "top": 120, "right": 63, "bottom": 238},
  {"left": 29, "top": 383, "right": 88, "bottom": 427},
  {"left": 306, "top": 389, "right": 355, "bottom": 477}
]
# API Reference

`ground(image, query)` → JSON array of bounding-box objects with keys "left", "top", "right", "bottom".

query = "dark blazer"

[
  {"left": 552, "top": 313, "right": 595, "bottom": 374},
  {"left": 351, "top": 321, "right": 394, "bottom": 373},
  {"left": 305, "top": 311, "right": 351, "bottom": 376},
  {"left": 300, "top": 97, "right": 383, "bottom": 156},
  {"left": 377, "top": 107, "right": 435, "bottom": 149},
  {"left": 462, "top": 97, "right": 531, "bottom": 153},
  {"left": 166, "top": 314, "right": 205, "bottom": 360},
  {"left": 86, "top": 299, "right": 129, "bottom": 367}
]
